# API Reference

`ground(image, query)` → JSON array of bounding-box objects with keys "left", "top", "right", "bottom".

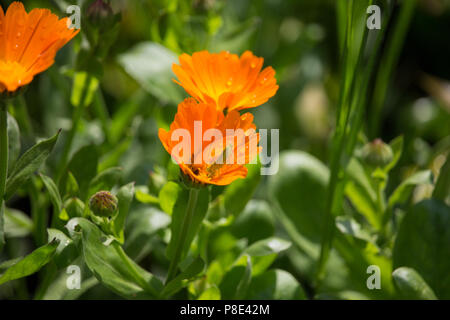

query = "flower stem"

[
  {"left": 166, "top": 188, "right": 199, "bottom": 284},
  {"left": 0, "top": 102, "right": 8, "bottom": 212}
]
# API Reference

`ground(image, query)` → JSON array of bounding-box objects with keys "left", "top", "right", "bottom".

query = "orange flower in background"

[
  {"left": 0, "top": 2, "right": 79, "bottom": 93},
  {"left": 159, "top": 98, "right": 261, "bottom": 186},
  {"left": 172, "top": 50, "right": 279, "bottom": 112}
]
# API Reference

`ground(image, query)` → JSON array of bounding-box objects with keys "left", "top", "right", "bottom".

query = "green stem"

[
  {"left": 166, "top": 188, "right": 199, "bottom": 284},
  {"left": 55, "top": 75, "right": 93, "bottom": 183},
  {"left": 114, "top": 244, "right": 152, "bottom": 292},
  {"left": 0, "top": 102, "right": 8, "bottom": 212}
]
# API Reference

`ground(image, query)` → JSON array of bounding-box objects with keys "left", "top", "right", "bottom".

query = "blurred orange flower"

[
  {"left": 159, "top": 98, "right": 261, "bottom": 186},
  {"left": 0, "top": 2, "right": 79, "bottom": 93},
  {"left": 172, "top": 50, "right": 278, "bottom": 112}
]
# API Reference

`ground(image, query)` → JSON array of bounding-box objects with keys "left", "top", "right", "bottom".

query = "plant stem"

[
  {"left": 166, "top": 188, "right": 199, "bottom": 284},
  {"left": 0, "top": 102, "right": 8, "bottom": 212},
  {"left": 114, "top": 244, "right": 151, "bottom": 290},
  {"left": 55, "top": 75, "right": 93, "bottom": 183}
]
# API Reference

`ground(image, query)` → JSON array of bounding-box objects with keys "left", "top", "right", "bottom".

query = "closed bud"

[
  {"left": 86, "top": 0, "right": 114, "bottom": 26},
  {"left": 89, "top": 191, "right": 118, "bottom": 217},
  {"left": 361, "top": 138, "right": 393, "bottom": 167}
]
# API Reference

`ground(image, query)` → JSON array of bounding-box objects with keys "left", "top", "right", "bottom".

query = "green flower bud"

[
  {"left": 86, "top": 0, "right": 114, "bottom": 27},
  {"left": 361, "top": 138, "right": 393, "bottom": 167},
  {"left": 89, "top": 191, "right": 118, "bottom": 217}
]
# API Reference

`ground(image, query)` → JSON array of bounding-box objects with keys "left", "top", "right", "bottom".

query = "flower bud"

[
  {"left": 89, "top": 191, "right": 118, "bottom": 217},
  {"left": 86, "top": 0, "right": 114, "bottom": 27},
  {"left": 361, "top": 138, "right": 393, "bottom": 167}
]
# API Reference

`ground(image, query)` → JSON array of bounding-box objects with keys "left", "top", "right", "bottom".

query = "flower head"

[
  {"left": 0, "top": 2, "right": 79, "bottom": 93},
  {"left": 172, "top": 50, "right": 278, "bottom": 112},
  {"left": 159, "top": 98, "right": 261, "bottom": 186},
  {"left": 89, "top": 191, "right": 118, "bottom": 217}
]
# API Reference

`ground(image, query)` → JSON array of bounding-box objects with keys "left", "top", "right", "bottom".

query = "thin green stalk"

[
  {"left": 0, "top": 102, "right": 8, "bottom": 213},
  {"left": 114, "top": 244, "right": 151, "bottom": 291},
  {"left": 166, "top": 188, "right": 199, "bottom": 284},
  {"left": 369, "top": 0, "right": 417, "bottom": 138},
  {"left": 55, "top": 75, "right": 93, "bottom": 183}
]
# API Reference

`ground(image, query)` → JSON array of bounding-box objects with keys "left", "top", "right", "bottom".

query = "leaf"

[
  {"left": 246, "top": 269, "right": 307, "bottom": 300},
  {"left": 5, "top": 131, "right": 60, "bottom": 200},
  {"left": 70, "top": 72, "right": 99, "bottom": 108},
  {"left": 0, "top": 204, "right": 4, "bottom": 250},
  {"left": 244, "top": 237, "right": 291, "bottom": 276},
  {"left": 223, "top": 162, "right": 261, "bottom": 217},
  {"left": 159, "top": 181, "right": 183, "bottom": 215},
  {"left": 345, "top": 158, "right": 379, "bottom": 228},
  {"left": 384, "top": 135, "right": 403, "bottom": 173},
  {"left": 198, "top": 285, "right": 221, "bottom": 300},
  {"left": 124, "top": 207, "right": 170, "bottom": 260},
  {"left": 113, "top": 183, "right": 135, "bottom": 243},
  {"left": 393, "top": 199, "right": 450, "bottom": 299},
  {"left": 7, "top": 112, "right": 20, "bottom": 169},
  {"left": 392, "top": 267, "right": 437, "bottom": 300},
  {"left": 89, "top": 167, "right": 123, "bottom": 196},
  {"left": 166, "top": 187, "right": 210, "bottom": 261},
  {"left": 0, "top": 239, "right": 59, "bottom": 286},
  {"left": 118, "top": 42, "right": 184, "bottom": 104},
  {"left": 219, "top": 254, "right": 252, "bottom": 299},
  {"left": 135, "top": 186, "right": 159, "bottom": 204},
  {"left": 388, "top": 170, "right": 433, "bottom": 208},
  {"left": 433, "top": 155, "right": 450, "bottom": 202},
  {"left": 40, "top": 174, "right": 63, "bottom": 213},
  {"left": 47, "top": 228, "right": 78, "bottom": 269},
  {"left": 268, "top": 151, "right": 329, "bottom": 243},
  {"left": 162, "top": 257, "right": 205, "bottom": 298},
  {"left": 4, "top": 207, "right": 33, "bottom": 238},
  {"left": 67, "top": 218, "right": 163, "bottom": 299},
  {"left": 231, "top": 200, "right": 275, "bottom": 244},
  {"left": 67, "top": 145, "right": 99, "bottom": 200}
]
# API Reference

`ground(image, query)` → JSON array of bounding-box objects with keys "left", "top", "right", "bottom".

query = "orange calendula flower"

[
  {"left": 159, "top": 98, "right": 261, "bottom": 186},
  {"left": 0, "top": 2, "right": 79, "bottom": 93},
  {"left": 172, "top": 50, "right": 279, "bottom": 112}
]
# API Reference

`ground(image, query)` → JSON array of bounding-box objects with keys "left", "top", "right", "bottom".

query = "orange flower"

[
  {"left": 0, "top": 2, "right": 79, "bottom": 93},
  {"left": 159, "top": 98, "right": 261, "bottom": 186},
  {"left": 172, "top": 50, "right": 278, "bottom": 112}
]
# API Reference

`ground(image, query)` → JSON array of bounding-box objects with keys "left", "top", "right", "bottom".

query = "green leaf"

[
  {"left": 118, "top": 42, "right": 184, "bottom": 104},
  {"left": 159, "top": 181, "right": 183, "bottom": 215},
  {"left": 392, "top": 267, "right": 437, "bottom": 300},
  {"left": 67, "top": 145, "right": 99, "bottom": 200},
  {"left": 224, "top": 162, "right": 261, "bottom": 217},
  {"left": 345, "top": 158, "right": 379, "bottom": 228},
  {"left": 0, "top": 204, "right": 5, "bottom": 250},
  {"left": 135, "top": 186, "right": 159, "bottom": 204},
  {"left": 198, "top": 285, "right": 221, "bottom": 300},
  {"left": 268, "top": 151, "right": 329, "bottom": 243},
  {"left": 4, "top": 207, "right": 33, "bottom": 238},
  {"left": 433, "top": 155, "right": 450, "bottom": 202},
  {"left": 113, "top": 182, "right": 135, "bottom": 243},
  {"left": 244, "top": 237, "right": 291, "bottom": 276},
  {"left": 231, "top": 200, "right": 275, "bottom": 244},
  {"left": 393, "top": 199, "right": 450, "bottom": 299},
  {"left": 384, "top": 135, "right": 403, "bottom": 173},
  {"left": 70, "top": 72, "right": 99, "bottom": 108},
  {"left": 124, "top": 207, "right": 170, "bottom": 260},
  {"left": 40, "top": 173, "right": 63, "bottom": 213},
  {"left": 7, "top": 112, "right": 20, "bottom": 169},
  {"left": 47, "top": 228, "right": 78, "bottom": 269},
  {"left": 166, "top": 187, "right": 210, "bottom": 261},
  {"left": 67, "top": 218, "right": 163, "bottom": 299},
  {"left": 0, "top": 239, "right": 59, "bottom": 286},
  {"left": 219, "top": 254, "right": 252, "bottom": 299},
  {"left": 162, "top": 257, "right": 205, "bottom": 298},
  {"left": 246, "top": 269, "right": 307, "bottom": 300},
  {"left": 388, "top": 170, "right": 433, "bottom": 208},
  {"left": 88, "top": 167, "right": 123, "bottom": 197},
  {"left": 5, "top": 131, "right": 60, "bottom": 200}
]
